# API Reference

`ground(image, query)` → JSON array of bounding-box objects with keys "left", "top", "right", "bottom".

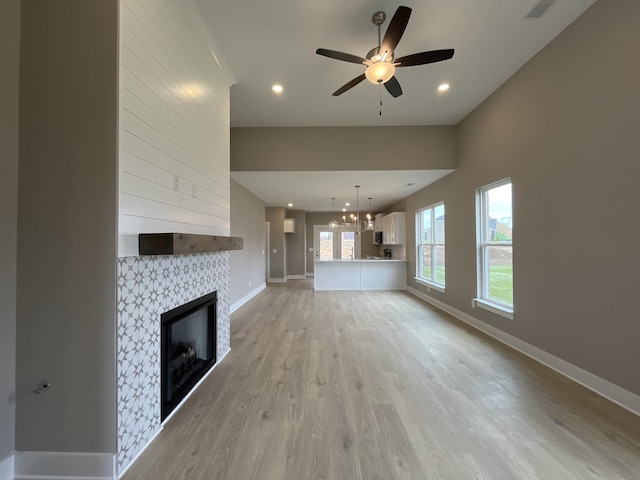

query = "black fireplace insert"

[{"left": 161, "top": 291, "right": 217, "bottom": 420}]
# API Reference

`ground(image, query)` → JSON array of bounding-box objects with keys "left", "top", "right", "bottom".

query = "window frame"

[
  {"left": 415, "top": 201, "right": 445, "bottom": 291},
  {"left": 475, "top": 178, "right": 513, "bottom": 319}
]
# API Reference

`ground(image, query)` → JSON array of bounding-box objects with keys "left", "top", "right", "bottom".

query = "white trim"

[
  {"left": 230, "top": 283, "right": 266, "bottom": 314},
  {"left": 267, "top": 278, "right": 286, "bottom": 283},
  {"left": 14, "top": 452, "right": 115, "bottom": 480},
  {"left": 0, "top": 454, "right": 14, "bottom": 480},
  {"left": 265, "top": 222, "right": 270, "bottom": 284},
  {"left": 306, "top": 272, "right": 314, "bottom": 277},
  {"left": 407, "top": 286, "right": 640, "bottom": 418},
  {"left": 473, "top": 297, "right": 514, "bottom": 320},
  {"left": 287, "top": 275, "right": 306, "bottom": 280},
  {"left": 414, "top": 277, "right": 445, "bottom": 293}
]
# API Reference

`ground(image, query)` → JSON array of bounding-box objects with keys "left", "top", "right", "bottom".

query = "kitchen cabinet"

[
  {"left": 374, "top": 213, "right": 384, "bottom": 232},
  {"left": 284, "top": 218, "right": 296, "bottom": 233},
  {"left": 314, "top": 259, "right": 407, "bottom": 290},
  {"left": 382, "top": 212, "right": 405, "bottom": 245}
]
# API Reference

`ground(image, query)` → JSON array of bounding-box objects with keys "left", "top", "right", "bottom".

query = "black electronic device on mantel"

[{"left": 384, "top": 248, "right": 392, "bottom": 258}]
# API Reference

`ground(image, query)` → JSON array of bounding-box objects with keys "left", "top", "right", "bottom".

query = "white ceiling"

[{"left": 194, "top": 0, "right": 596, "bottom": 210}]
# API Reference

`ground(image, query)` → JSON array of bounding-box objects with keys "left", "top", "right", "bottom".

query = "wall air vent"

[{"left": 526, "top": 0, "right": 557, "bottom": 19}]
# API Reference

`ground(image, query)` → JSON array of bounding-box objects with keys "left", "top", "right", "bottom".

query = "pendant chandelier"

[
  {"left": 345, "top": 186, "right": 375, "bottom": 234},
  {"left": 328, "top": 197, "right": 339, "bottom": 231},
  {"left": 365, "top": 197, "right": 375, "bottom": 231},
  {"left": 328, "top": 187, "right": 375, "bottom": 233}
]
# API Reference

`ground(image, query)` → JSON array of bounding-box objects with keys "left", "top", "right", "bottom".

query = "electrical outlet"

[
  {"left": 173, "top": 174, "right": 179, "bottom": 190},
  {"left": 249, "top": 280, "right": 252, "bottom": 287},
  {"left": 272, "top": 249, "right": 277, "bottom": 254}
]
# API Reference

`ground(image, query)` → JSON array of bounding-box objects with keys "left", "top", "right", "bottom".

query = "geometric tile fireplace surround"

[{"left": 116, "top": 251, "right": 231, "bottom": 473}]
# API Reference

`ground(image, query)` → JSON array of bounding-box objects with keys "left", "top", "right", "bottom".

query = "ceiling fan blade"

[
  {"left": 395, "top": 49, "right": 455, "bottom": 67},
  {"left": 380, "top": 6, "right": 412, "bottom": 56},
  {"left": 384, "top": 76, "right": 403, "bottom": 98},
  {"left": 332, "top": 74, "right": 366, "bottom": 96},
  {"left": 316, "top": 48, "right": 367, "bottom": 65}
]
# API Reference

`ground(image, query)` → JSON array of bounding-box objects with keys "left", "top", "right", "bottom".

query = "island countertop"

[
  {"left": 314, "top": 259, "right": 407, "bottom": 263},
  {"left": 314, "top": 258, "right": 407, "bottom": 290}
]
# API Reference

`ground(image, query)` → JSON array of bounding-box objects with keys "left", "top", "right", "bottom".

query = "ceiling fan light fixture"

[{"left": 365, "top": 61, "right": 395, "bottom": 84}]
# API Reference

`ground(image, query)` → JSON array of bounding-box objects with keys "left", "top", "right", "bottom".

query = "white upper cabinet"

[
  {"left": 382, "top": 212, "right": 406, "bottom": 245},
  {"left": 284, "top": 218, "right": 296, "bottom": 233}
]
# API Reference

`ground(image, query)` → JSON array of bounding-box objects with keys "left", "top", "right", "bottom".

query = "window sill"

[
  {"left": 472, "top": 298, "right": 513, "bottom": 320},
  {"left": 414, "top": 278, "right": 445, "bottom": 293}
]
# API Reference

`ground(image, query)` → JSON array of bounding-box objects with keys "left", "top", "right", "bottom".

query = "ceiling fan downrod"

[{"left": 372, "top": 11, "right": 386, "bottom": 50}]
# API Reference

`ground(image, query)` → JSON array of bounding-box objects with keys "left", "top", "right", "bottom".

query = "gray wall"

[
  {"left": 360, "top": 230, "right": 380, "bottom": 259},
  {"left": 0, "top": 0, "right": 20, "bottom": 460},
  {"left": 230, "top": 180, "right": 266, "bottom": 305},
  {"left": 285, "top": 210, "right": 306, "bottom": 277},
  {"left": 231, "top": 126, "right": 457, "bottom": 171},
  {"left": 265, "top": 207, "right": 286, "bottom": 280},
  {"left": 17, "top": 0, "right": 118, "bottom": 452},
  {"left": 405, "top": 0, "right": 640, "bottom": 396}
]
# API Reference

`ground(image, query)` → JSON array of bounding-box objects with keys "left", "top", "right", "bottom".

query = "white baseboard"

[
  {"left": 230, "top": 283, "right": 266, "bottom": 313},
  {"left": 267, "top": 278, "right": 286, "bottom": 283},
  {"left": 406, "top": 286, "right": 640, "bottom": 418},
  {"left": 287, "top": 275, "right": 306, "bottom": 280},
  {"left": 13, "top": 451, "right": 115, "bottom": 479},
  {"left": 0, "top": 454, "right": 14, "bottom": 480}
]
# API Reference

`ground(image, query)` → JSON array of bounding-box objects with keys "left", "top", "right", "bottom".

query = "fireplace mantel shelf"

[{"left": 139, "top": 233, "right": 243, "bottom": 256}]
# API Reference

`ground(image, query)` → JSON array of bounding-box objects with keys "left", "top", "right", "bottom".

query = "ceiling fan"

[{"left": 316, "top": 6, "right": 454, "bottom": 98}]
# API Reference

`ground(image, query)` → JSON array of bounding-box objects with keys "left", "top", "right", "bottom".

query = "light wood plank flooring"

[{"left": 122, "top": 280, "right": 640, "bottom": 479}]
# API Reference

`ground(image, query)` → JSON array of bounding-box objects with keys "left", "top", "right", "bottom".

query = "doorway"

[{"left": 313, "top": 226, "right": 361, "bottom": 261}]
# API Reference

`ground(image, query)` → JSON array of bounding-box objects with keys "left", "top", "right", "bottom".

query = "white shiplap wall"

[{"left": 119, "top": 0, "right": 235, "bottom": 256}]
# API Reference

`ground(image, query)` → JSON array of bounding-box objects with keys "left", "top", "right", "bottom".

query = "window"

[
  {"left": 340, "top": 231, "right": 355, "bottom": 260},
  {"left": 476, "top": 179, "right": 513, "bottom": 317},
  {"left": 416, "top": 202, "right": 445, "bottom": 288}
]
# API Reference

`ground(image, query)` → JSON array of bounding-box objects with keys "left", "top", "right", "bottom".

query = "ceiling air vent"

[{"left": 526, "top": 0, "right": 557, "bottom": 19}]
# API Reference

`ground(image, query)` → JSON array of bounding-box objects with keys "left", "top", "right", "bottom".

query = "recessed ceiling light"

[
  {"left": 437, "top": 83, "right": 450, "bottom": 93},
  {"left": 272, "top": 84, "right": 283, "bottom": 94},
  {"left": 287, "top": 203, "right": 293, "bottom": 207},
  {"left": 342, "top": 208, "right": 347, "bottom": 212},
  {"left": 345, "top": 202, "right": 350, "bottom": 206}
]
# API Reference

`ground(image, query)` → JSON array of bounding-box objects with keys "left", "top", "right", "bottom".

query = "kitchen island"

[{"left": 314, "top": 259, "right": 407, "bottom": 291}]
